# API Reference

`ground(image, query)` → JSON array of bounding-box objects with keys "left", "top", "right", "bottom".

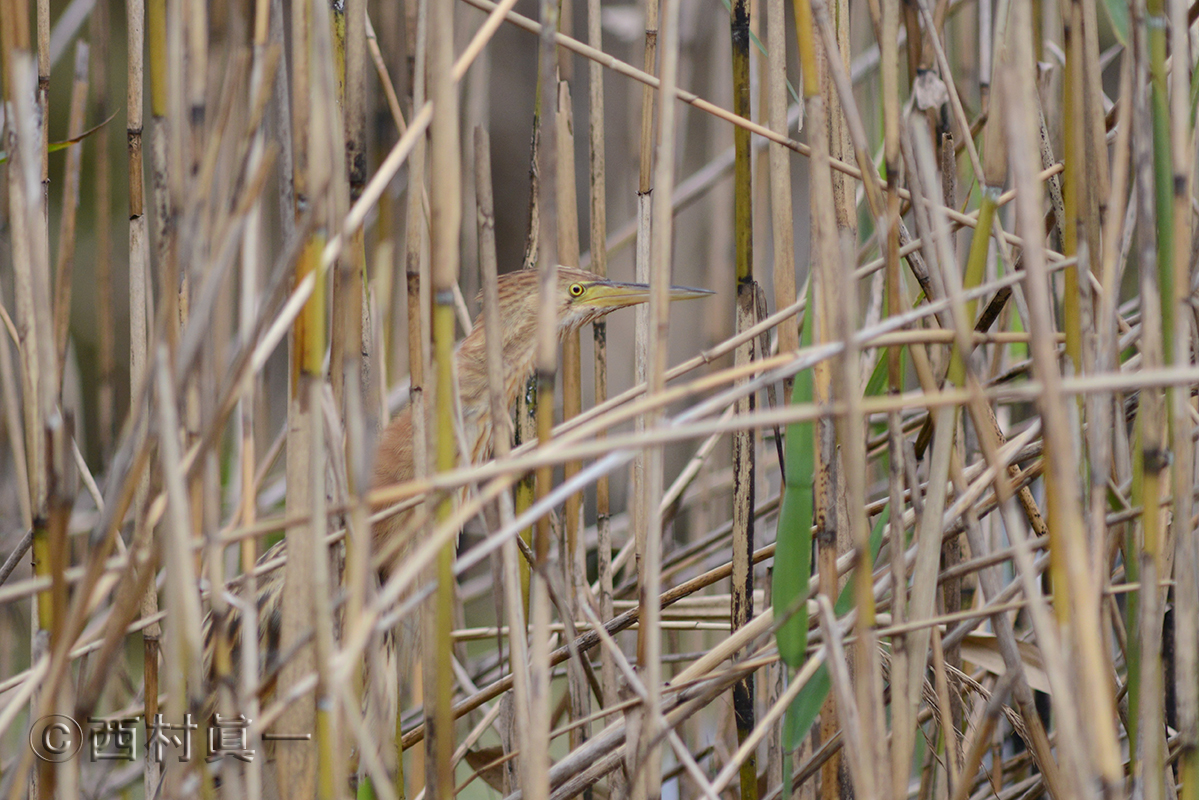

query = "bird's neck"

[{"left": 454, "top": 316, "right": 544, "bottom": 426}]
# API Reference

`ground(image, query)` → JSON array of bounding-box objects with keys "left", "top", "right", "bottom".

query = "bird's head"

[{"left": 537, "top": 266, "right": 713, "bottom": 332}]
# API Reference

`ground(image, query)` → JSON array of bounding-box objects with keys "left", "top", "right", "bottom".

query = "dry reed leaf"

[
  {"left": 960, "top": 632, "right": 1051, "bottom": 694},
  {"left": 464, "top": 746, "right": 511, "bottom": 793}
]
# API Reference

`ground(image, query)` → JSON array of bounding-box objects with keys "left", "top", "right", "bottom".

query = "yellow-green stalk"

[
  {"left": 428, "top": 0, "right": 461, "bottom": 794},
  {"left": 1060, "top": 3, "right": 1083, "bottom": 375}
]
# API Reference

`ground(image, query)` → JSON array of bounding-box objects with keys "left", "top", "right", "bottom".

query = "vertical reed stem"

[{"left": 729, "top": 2, "right": 759, "bottom": 798}]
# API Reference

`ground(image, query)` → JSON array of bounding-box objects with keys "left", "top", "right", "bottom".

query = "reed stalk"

[
  {"left": 768, "top": 0, "right": 814, "bottom": 777},
  {"left": 427, "top": 0, "right": 461, "bottom": 796},
  {"left": 789, "top": 1, "right": 846, "bottom": 796},
  {"left": 877, "top": 0, "right": 912, "bottom": 791},
  {"left": 634, "top": 0, "right": 684, "bottom": 794},
  {"left": 585, "top": 0, "right": 618, "bottom": 748},
  {"left": 1168, "top": 0, "right": 1198, "bottom": 786},
  {"left": 83, "top": 5, "right": 114, "bottom": 463},
  {"left": 728, "top": 0, "right": 759, "bottom": 796},
  {"left": 632, "top": 10, "right": 660, "bottom": 780},
  {"left": 51, "top": 43, "right": 88, "bottom": 394},
  {"left": 277, "top": 0, "right": 323, "bottom": 790},
  {"left": 528, "top": 4, "right": 560, "bottom": 800},
  {"left": 475, "top": 124, "right": 532, "bottom": 798},
  {"left": 554, "top": 77, "right": 593, "bottom": 768},
  {"left": 403, "top": 3, "right": 430, "bottom": 786},
  {"left": 6, "top": 33, "right": 57, "bottom": 797}
]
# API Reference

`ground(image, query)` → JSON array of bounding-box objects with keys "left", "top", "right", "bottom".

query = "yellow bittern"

[{"left": 206, "top": 267, "right": 711, "bottom": 707}]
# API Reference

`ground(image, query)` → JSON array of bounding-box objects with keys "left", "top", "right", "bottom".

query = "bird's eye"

[{"left": 569, "top": 283, "right": 585, "bottom": 297}]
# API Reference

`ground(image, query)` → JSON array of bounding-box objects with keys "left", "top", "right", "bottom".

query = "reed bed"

[{"left": 1, "top": 0, "right": 1196, "bottom": 799}]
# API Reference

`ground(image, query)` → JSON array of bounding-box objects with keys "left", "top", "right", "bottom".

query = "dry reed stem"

[
  {"left": 585, "top": 0, "right": 618, "bottom": 749},
  {"left": 766, "top": 0, "right": 798, "bottom": 402},
  {"left": 630, "top": 0, "right": 659, "bottom": 791}
]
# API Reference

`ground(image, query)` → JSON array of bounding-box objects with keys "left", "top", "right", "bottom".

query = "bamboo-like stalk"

[
  {"left": 427, "top": 0, "right": 461, "bottom": 795},
  {"left": 51, "top": 42, "right": 89, "bottom": 394},
  {"left": 120, "top": 4, "right": 159, "bottom": 799},
  {"left": 1060, "top": 0, "right": 1084, "bottom": 377},
  {"left": 1129, "top": 0, "right": 1170, "bottom": 791},
  {"left": 728, "top": 0, "right": 759, "bottom": 795},
  {"left": 402, "top": 2, "right": 430, "bottom": 787},
  {"left": 338, "top": 0, "right": 377, "bottom": 792},
  {"left": 88, "top": 0, "right": 115, "bottom": 463},
  {"left": 309, "top": 3, "right": 350, "bottom": 794},
  {"left": 585, "top": 0, "right": 619, "bottom": 750},
  {"left": 238, "top": 13, "right": 269, "bottom": 790},
  {"left": 1167, "top": 1, "right": 1195, "bottom": 794},
  {"left": 35, "top": 0, "right": 47, "bottom": 195},
  {"left": 633, "top": 0, "right": 683, "bottom": 793},
  {"left": 476, "top": 124, "right": 533, "bottom": 799},
  {"left": 277, "top": 0, "right": 323, "bottom": 790},
  {"left": 147, "top": 0, "right": 174, "bottom": 348},
  {"left": 768, "top": 0, "right": 813, "bottom": 773},
  {"left": 326, "top": 0, "right": 358, "bottom": 413},
  {"left": 766, "top": 0, "right": 798, "bottom": 403},
  {"left": 631, "top": 9, "right": 660, "bottom": 776},
  {"left": 1092, "top": 38, "right": 1134, "bottom": 769},
  {"left": 555, "top": 77, "right": 593, "bottom": 765},
  {"left": 6, "top": 32, "right": 57, "bottom": 796},
  {"left": 529, "top": 2, "right": 560, "bottom": 800}
]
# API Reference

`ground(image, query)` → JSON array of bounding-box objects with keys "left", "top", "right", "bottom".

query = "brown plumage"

[{"left": 205, "top": 267, "right": 711, "bottom": 706}]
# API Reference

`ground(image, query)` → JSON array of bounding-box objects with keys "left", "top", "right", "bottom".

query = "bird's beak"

[{"left": 585, "top": 281, "right": 714, "bottom": 308}]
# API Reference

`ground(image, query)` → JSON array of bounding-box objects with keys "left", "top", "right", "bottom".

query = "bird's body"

[{"left": 205, "top": 267, "right": 710, "bottom": 709}]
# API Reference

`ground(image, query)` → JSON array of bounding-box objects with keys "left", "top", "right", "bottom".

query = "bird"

[
  {"left": 204, "top": 266, "right": 712, "bottom": 725},
  {"left": 370, "top": 266, "right": 713, "bottom": 581}
]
